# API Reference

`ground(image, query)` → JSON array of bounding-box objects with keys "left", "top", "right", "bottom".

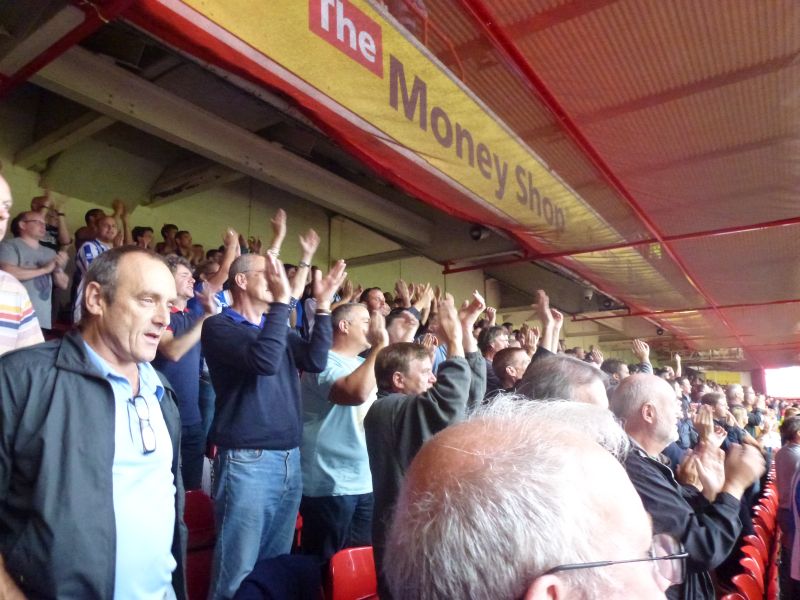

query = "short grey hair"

[
  {"left": 608, "top": 374, "right": 652, "bottom": 422},
  {"left": 517, "top": 354, "right": 608, "bottom": 403},
  {"left": 385, "top": 396, "right": 629, "bottom": 600},
  {"left": 227, "top": 253, "right": 263, "bottom": 290}
]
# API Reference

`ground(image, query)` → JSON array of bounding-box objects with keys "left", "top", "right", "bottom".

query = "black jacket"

[
  {"left": 0, "top": 331, "right": 187, "bottom": 599},
  {"left": 624, "top": 442, "right": 741, "bottom": 600}
]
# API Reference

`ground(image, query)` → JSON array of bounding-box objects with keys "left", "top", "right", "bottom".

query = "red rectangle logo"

[{"left": 309, "top": 0, "right": 383, "bottom": 78}]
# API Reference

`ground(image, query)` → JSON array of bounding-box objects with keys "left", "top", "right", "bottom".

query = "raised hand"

[
  {"left": 299, "top": 228, "right": 320, "bottom": 259},
  {"left": 223, "top": 227, "right": 239, "bottom": 248},
  {"left": 485, "top": 306, "right": 497, "bottom": 326},
  {"left": 395, "top": 279, "right": 411, "bottom": 307},
  {"left": 386, "top": 309, "right": 419, "bottom": 344},
  {"left": 314, "top": 259, "right": 347, "bottom": 309},
  {"left": 693, "top": 442, "right": 726, "bottom": 501},
  {"left": 367, "top": 310, "right": 389, "bottom": 349},
  {"left": 459, "top": 290, "right": 487, "bottom": 329},
  {"left": 270, "top": 208, "right": 287, "bottom": 242},
  {"left": 632, "top": 339, "right": 650, "bottom": 362},
  {"left": 265, "top": 254, "right": 291, "bottom": 304},
  {"left": 437, "top": 293, "right": 464, "bottom": 357}
]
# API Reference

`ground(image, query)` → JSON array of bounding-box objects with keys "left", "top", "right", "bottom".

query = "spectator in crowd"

[
  {"left": 365, "top": 291, "right": 486, "bottom": 599},
  {"left": 300, "top": 304, "right": 388, "bottom": 562},
  {"left": 73, "top": 213, "right": 121, "bottom": 322},
  {"left": 385, "top": 398, "right": 678, "bottom": 600},
  {"left": 775, "top": 417, "right": 800, "bottom": 598},
  {"left": 73, "top": 207, "right": 105, "bottom": 250},
  {"left": 201, "top": 218, "right": 344, "bottom": 599},
  {"left": 0, "top": 175, "right": 44, "bottom": 354},
  {"left": 151, "top": 255, "right": 217, "bottom": 490},
  {"left": 156, "top": 223, "right": 179, "bottom": 255},
  {"left": 518, "top": 354, "right": 609, "bottom": 408},
  {"left": 600, "top": 357, "right": 629, "bottom": 388},
  {"left": 0, "top": 210, "right": 68, "bottom": 331},
  {"left": 611, "top": 374, "right": 764, "bottom": 600},
  {"left": 132, "top": 225, "right": 154, "bottom": 249},
  {"left": 492, "top": 346, "right": 531, "bottom": 393},
  {"left": 360, "top": 287, "right": 391, "bottom": 317},
  {"left": 30, "top": 191, "right": 70, "bottom": 251},
  {"left": 477, "top": 323, "right": 509, "bottom": 395},
  {"left": 0, "top": 246, "right": 186, "bottom": 598}
]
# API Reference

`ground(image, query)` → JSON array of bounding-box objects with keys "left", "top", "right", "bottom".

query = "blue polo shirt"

[{"left": 83, "top": 342, "right": 177, "bottom": 600}]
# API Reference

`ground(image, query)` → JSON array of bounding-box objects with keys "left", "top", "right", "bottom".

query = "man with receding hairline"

[
  {"left": 0, "top": 245, "right": 187, "bottom": 598},
  {"left": 611, "top": 373, "right": 765, "bottom": 600},
  {"left": 386, "top": 398, "right": 677, "bottom": 600}
]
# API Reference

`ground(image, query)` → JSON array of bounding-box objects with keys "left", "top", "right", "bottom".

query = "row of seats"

[
  {"left": 722, "top": 469, "right": 781, "bottom": 600},
  {"left": 184, "top": 490, "right": 379, "bottom": 600}
]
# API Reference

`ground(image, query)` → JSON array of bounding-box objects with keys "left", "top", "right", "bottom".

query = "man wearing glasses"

[
  {"left": 611, "top": 374, "right": 765, "bottom": 599},
  {"left": 0, "top": 210, "right": 69, "bottom": 331},
  {"left": 385, "top": 397, "right": 682, "bottom": 599},
  {"left": 0, "top": 246, "right": 187, "bottom": 599}
]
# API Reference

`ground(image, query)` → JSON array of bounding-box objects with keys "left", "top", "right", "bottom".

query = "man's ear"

[
  {"left": 338, "top": 319, "right": 349, "bottom": 334},
  {"left": 234, "top": 272, "right": 248, "bottom": 291},
  {"left": 83, "top": 281, "right": 105, "bottom": 317},
  {"left": 641, "top": 402, "right": 656, "bottom": 425},
  {"left": 525, "top": 574, "right": 568, "bottom": 600},
  {"left": 392, "top": 371, "right": 405, "bottom": 392}
]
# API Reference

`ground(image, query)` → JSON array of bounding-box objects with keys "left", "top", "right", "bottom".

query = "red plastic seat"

[
  {"left": 741, "top": 544, "right": 766, "bottom": 573},
  {"left": 754, "top": 522, "right": 772, "bottom": 548},
  {"left": 739, "top": 556, "right": 764, "bottom": 587},
  {"left": 732, "top": 572, "right": 764, "bottom": 600},
  {"left": 720, "top": 594, "right": 747, "bottom": 600},
  {"left": 743, "top": 535, "right": 769, "bottom": 565},
  {"left": 327, "top": 546, "right": 378, "bottom": 600},
  {"left": 184, "top": 491, "right": 216, "bottom": 600}
]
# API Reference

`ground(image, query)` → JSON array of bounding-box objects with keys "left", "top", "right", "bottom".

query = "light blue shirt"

[
  {"left": 83, "top": 342, "right": 177, "bottom": 600},
  {"left": 300, "top": 351, "right": 373, "bottom": 496}
]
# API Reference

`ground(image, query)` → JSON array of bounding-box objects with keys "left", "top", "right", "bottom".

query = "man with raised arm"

[
  {"left": 300, "top": 304, "right": 388, "bottom": 562},
  {"left": 365, "top": 291, "right": 487, "bottom": 599},
  {"left": 201, "top": 217, "right": 345, "bottom": 599},
  {"left": 152, "top": 255, "right": 217, "bottom": 490},
  {"left": 611, "top": 374, "right": 765, "bottom": 600}
]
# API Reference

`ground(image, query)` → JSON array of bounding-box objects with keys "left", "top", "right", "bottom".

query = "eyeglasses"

[
  {"left": 128, "top": 395, "right": 157, "bottom": 454},
  {"left": 543, "top": 533, "right": 688, "bottom": 587}
]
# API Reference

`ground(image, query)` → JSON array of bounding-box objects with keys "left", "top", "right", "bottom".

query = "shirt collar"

[
  {"left": 82, "top": 341, "right": 164, "bottom": 401},
  {"left": 222, "top": 306, "right": 266, "bottom": 328}
]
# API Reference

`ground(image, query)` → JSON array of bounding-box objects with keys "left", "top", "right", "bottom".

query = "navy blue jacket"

[{"left": 202, "top": 302, "right": 331, "bottom": 450}]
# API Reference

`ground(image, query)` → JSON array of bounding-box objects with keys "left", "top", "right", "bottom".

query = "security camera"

[
  {"left": 583, "top": 288, "right": 594, "bottom": 301},
  {"left": 469, "top": 225, "right": 490, "bottom": 241},
  {"left": 656, "top": 327, "right": 664, "bottom": 336}
]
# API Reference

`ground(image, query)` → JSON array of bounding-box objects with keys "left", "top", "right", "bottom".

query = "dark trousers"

[
  {"left": 300, "top": 493, "right": 373, "bottom": 562},
  {"left": 181, "top": 423, "right": 206, "bottom": 490}
]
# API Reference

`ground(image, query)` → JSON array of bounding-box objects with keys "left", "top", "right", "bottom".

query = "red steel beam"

[
  {"left": 572, "top": 297, "right": 800, "bottom": 323},
  {"left": 0, "top": 0, "right": 136, "bottom": 97},
  {"left": 459, "top": 0, "right": 763, "bottom": 367},
  {"left": 444, "top": 203, "right": 800, "bottom": 274}
]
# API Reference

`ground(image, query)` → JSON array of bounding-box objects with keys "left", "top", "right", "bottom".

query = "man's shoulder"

[
  {"left": 0, "top": 336, "right": 62, "bottom": 370},
  {"left": 0, "top": 269, "right": 27, "bottom": 293}
]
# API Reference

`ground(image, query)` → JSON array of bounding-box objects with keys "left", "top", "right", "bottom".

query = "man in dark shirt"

[
  {"left": 611, "top": 374, "right": 764, "bottom": 600},
  {"left": 365, "top": 291, "right": 486, "bottom": 599},
  {"left": 202, "top": 246, "right": 345, "bottom": 600}
]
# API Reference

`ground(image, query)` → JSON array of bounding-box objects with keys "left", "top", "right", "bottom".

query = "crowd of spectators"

[{"left": 1, "top": 178, "right": 800, "bottom": 599}]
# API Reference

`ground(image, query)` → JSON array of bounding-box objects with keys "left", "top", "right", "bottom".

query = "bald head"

[
  {"left": 610, "top": 374, "right": 681, "bottom": 454},
  {"left": 517, "top": 354, "right": 609, "bottom": 408},
  {"left": 384, "top": 397, "right": 665, "bottom": 600}
]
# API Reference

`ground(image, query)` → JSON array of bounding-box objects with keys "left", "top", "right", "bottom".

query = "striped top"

[{"left": 0, "top": 269, "right": 44, "bottom": 356}]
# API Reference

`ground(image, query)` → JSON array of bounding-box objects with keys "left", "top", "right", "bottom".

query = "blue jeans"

[
  {"left": 300, "top": 493, "right": 373, "bottom": 562},
  {"left": 209, "top": 447, "right": 302, "bottom": 600}
]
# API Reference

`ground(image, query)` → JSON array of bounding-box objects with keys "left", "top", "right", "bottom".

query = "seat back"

[
  {"left": 327, "top": 546, "right": 378, "bottom": 600},
  {"left": 184, "top": 491, "right": 216, "bottom": 600},
  {"left": 732, "top": 572, "right": 763, "bottom": 600}
]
